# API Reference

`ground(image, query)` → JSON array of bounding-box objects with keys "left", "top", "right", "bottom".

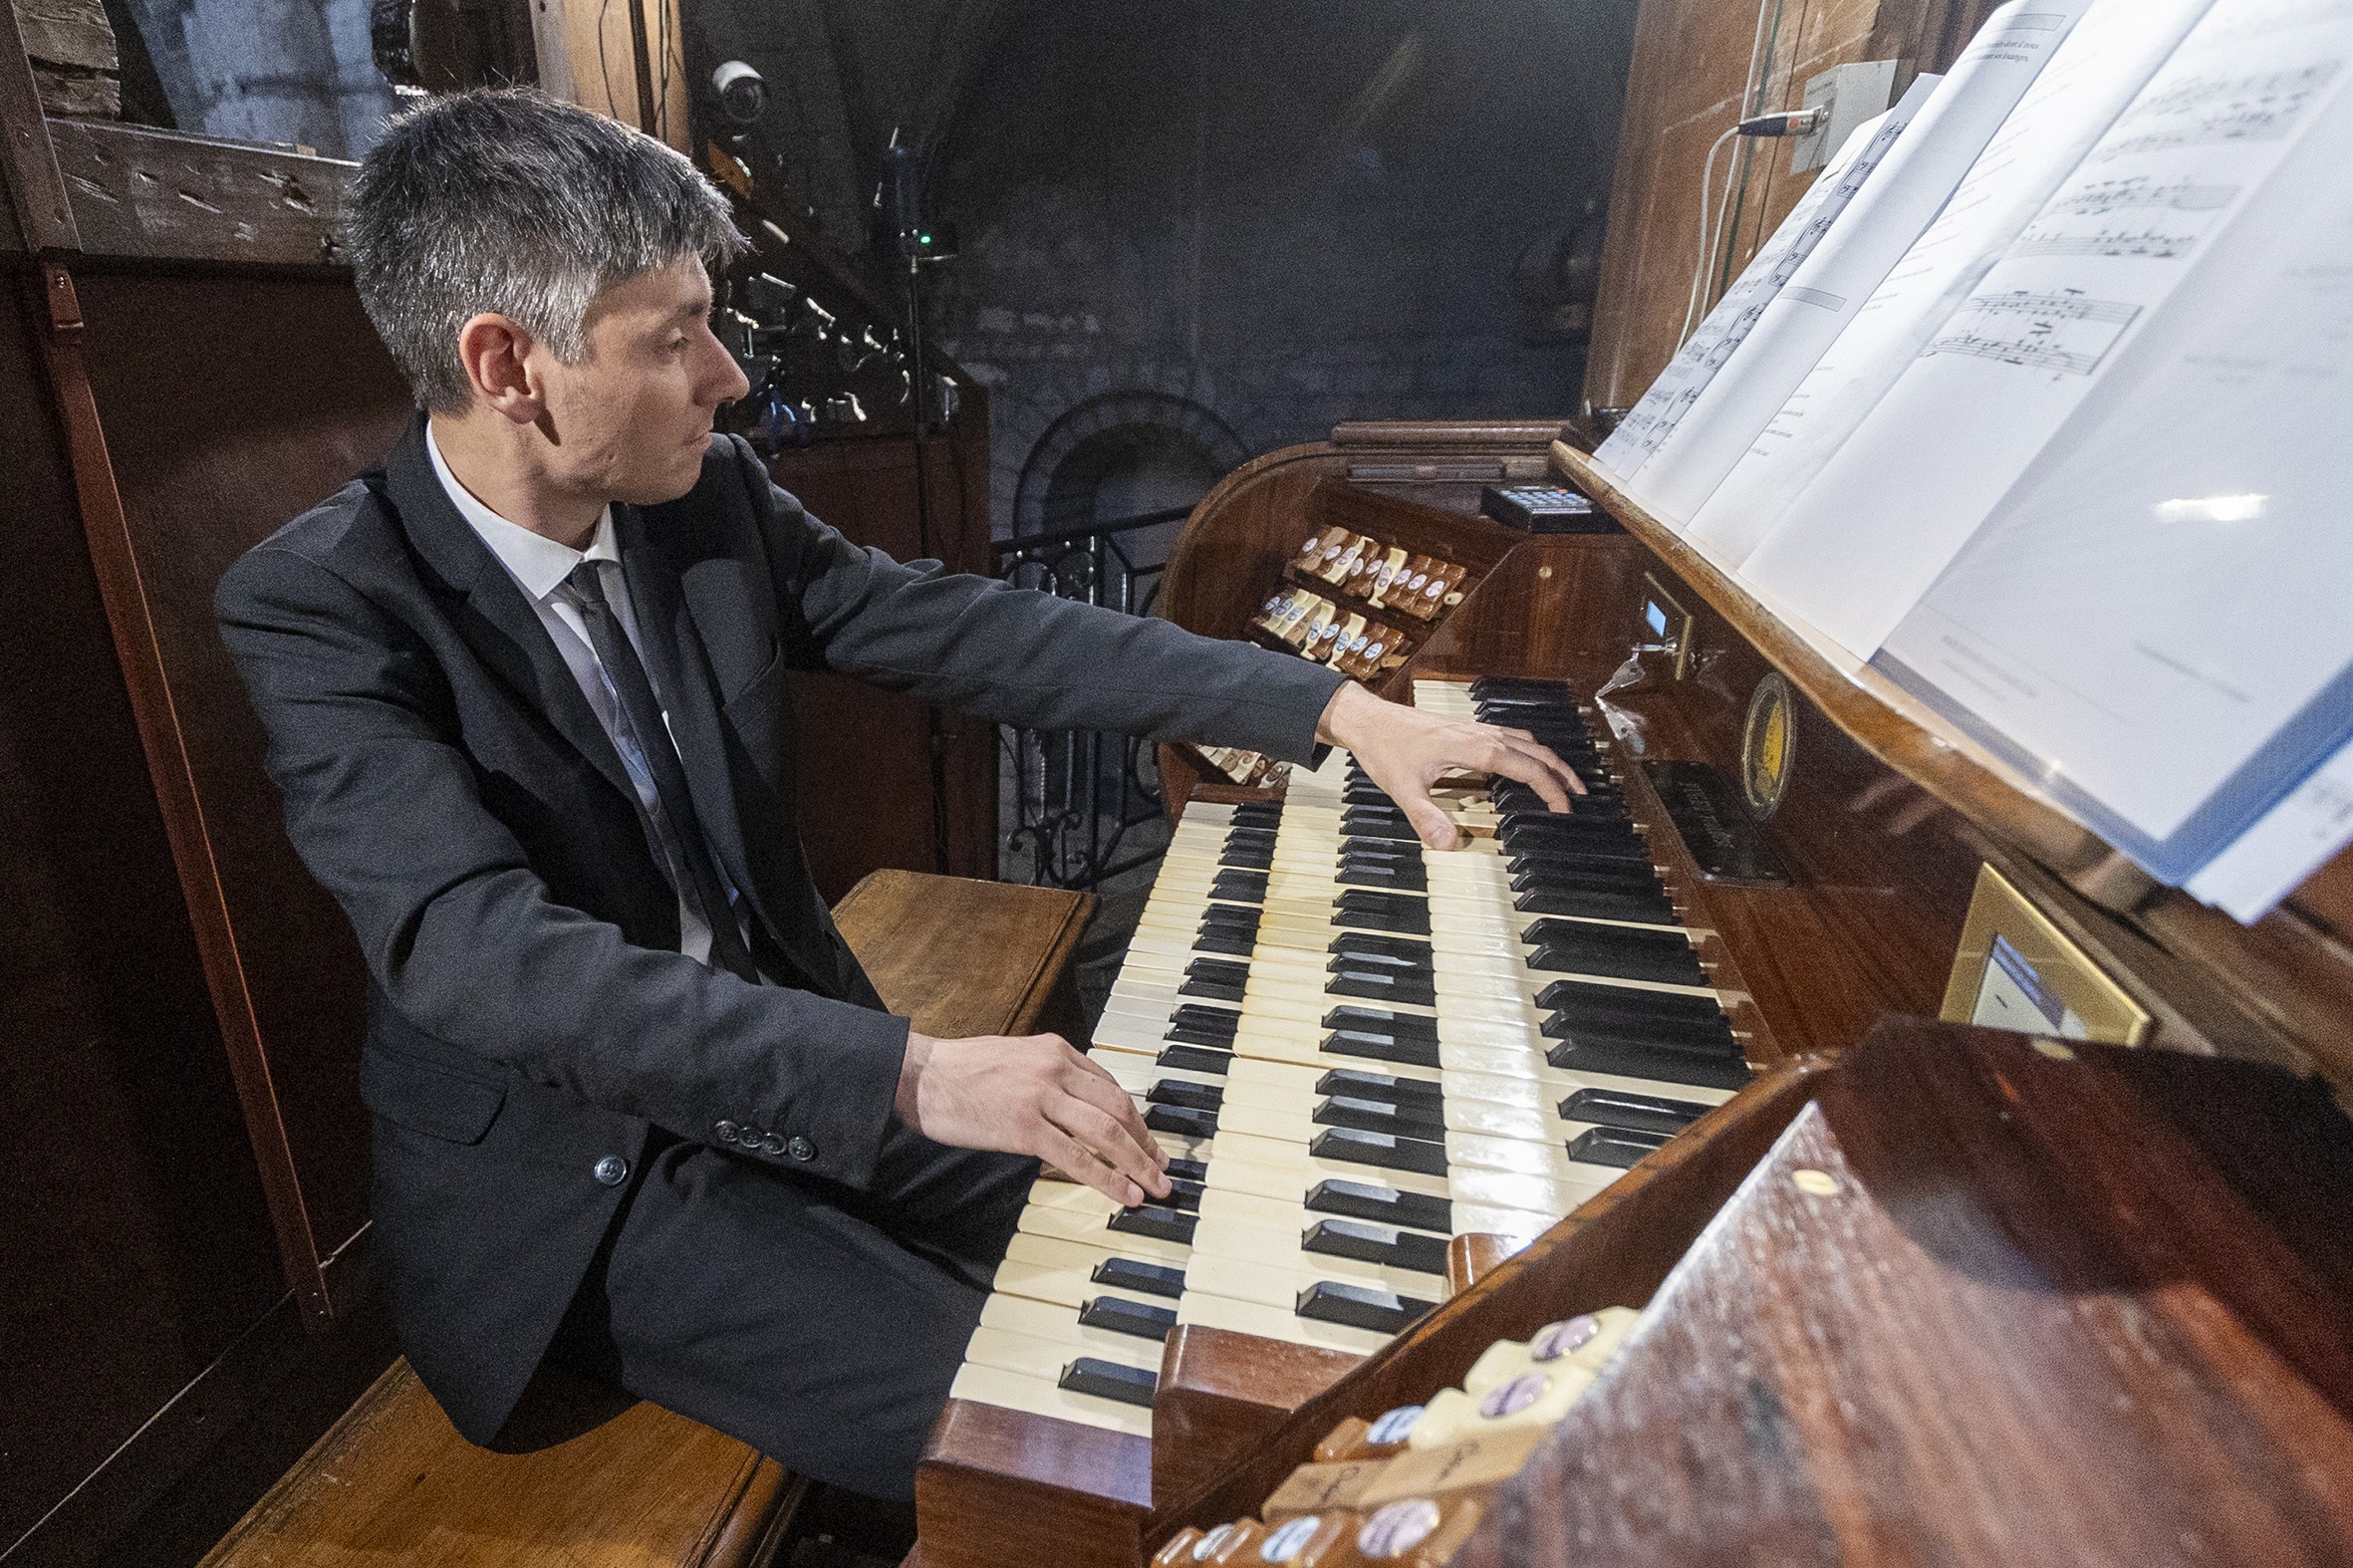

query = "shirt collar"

[{"left": 425, "top": 420, "right": 619, "bottom": 603}]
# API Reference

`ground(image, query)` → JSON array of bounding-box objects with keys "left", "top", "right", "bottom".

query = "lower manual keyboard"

[{"left": 947, "top": 676, "right": 1750, "bottom": 1437}]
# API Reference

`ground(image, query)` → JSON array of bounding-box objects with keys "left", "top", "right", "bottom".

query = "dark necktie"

[{"left": 567, "top": 560, "right": 760, "bottom": 983}]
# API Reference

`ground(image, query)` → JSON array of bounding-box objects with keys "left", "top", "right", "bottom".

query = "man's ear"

[{"left": 454, "top": 313, "right": 544, "bottom": 425}]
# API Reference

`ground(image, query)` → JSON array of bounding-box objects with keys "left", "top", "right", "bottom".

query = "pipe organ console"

[{"left": 910, "top": 422, "right": 2353, "bottom": 1568}]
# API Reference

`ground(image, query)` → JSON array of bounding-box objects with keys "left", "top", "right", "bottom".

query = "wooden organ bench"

[{"left": 199, "top": 873, "right": 1096, "bottom": 1568}]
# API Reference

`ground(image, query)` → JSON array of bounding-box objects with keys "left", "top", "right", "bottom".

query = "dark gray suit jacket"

[{"left": 215, "top": 417, "right": 1343, "bottom": 1441}]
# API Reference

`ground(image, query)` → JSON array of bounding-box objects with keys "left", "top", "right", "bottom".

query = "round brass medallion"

[{"left": 1741, "top": 673, "right": 1795, "bottom": 821}]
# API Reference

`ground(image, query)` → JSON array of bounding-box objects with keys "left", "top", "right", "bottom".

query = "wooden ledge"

[{"left": 834, "top": 871, "right": 1097, "bottom": 1040}]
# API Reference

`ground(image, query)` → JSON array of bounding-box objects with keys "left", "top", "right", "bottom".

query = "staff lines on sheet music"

[
  {"left": 2046, "top": 176, "right": 2239, "bottom": 216},
  {"left": 1926, "top": 290, "right": 2142, "bottom": 377},
  {"left": 2090, "top": 59, "right": 2341, "bottom": 160},
  {"left": 2013, "top": 226, "right": 2202, "bottom": 259}
]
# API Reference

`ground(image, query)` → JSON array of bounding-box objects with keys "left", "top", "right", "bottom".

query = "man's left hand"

[{"left": 1315, "top": 680, "right": 1585, "bottom": 851}]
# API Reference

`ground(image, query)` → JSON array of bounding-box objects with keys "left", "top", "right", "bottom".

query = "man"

[{"left": 216, "top": 89, "right": 1580, "bottom": 1502}]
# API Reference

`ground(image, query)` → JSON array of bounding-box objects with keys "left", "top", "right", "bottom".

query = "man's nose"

[{"left": 702, "top": 324, "right": 752, "bottom": 405}]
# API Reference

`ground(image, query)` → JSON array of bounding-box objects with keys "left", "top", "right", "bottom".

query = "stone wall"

[{"left": 924, "top": 0, "right": 1635, "bottom": 536}]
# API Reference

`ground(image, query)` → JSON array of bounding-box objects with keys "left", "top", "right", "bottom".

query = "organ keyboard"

[
  {"left": 914, "top": 423, "right": 2353, "bottom": 1568},
  {"left": 946, "top": 676, "right": 1742, "bottom": 1440}
]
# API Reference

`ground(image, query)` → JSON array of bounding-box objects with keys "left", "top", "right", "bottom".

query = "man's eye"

[{"left": 668, "top": 337, "right": 689, "bottom": 352}]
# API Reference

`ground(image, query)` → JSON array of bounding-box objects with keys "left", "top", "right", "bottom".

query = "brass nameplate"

[{"left": 1642, "top": 761, "right": 1789, "bottom": 886}]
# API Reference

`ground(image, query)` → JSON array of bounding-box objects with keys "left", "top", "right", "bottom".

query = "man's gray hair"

[{"left": 349, "top": 89, "right": 747, "bottom": 412}]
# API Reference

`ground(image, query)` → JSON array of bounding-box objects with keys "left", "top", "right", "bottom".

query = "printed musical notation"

[
  {"left": 2046, "top": 176, "right": 2239, "bottom": 215},
  {"left": 1926, "top": 289, "right": 2143, "bottom": 376},
  {"left": 2091, "top": 59, "right": 2341, "bottom": 158},
  {"left": 2012, "top": 225, "right": 2200, "bottom": 258}
]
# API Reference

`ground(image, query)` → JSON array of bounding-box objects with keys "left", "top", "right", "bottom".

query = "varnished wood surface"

[
  {"left": 196, "top": 1361, "right": 796, "bottom": 1568},
  {"left": 832, "top": 871, "right": 1096, "bottom": 1042},
  {"left": 1444, "top": 1234, "right": 1519, "bottom": 1299},
  {"left": 1451, "top": 1021, "right": 2353, "bottom": 1567},
  {"left": 1152, "top": 1329, "right": 1362, "bottom": 1511},
  {"left": 766, "top": 421, "right": 1000, "bottom": 896},
  {"left": 918, "top": 1399, "right": 1153, "bottom": 1568}
]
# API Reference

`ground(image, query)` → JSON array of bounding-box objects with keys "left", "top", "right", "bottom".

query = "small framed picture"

[{"left": 1940, "top": 864, "right": 2152, "bottom": 1046}]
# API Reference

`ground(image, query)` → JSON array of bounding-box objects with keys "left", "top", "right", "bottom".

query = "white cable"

[
  {"left": 1679, "top": 0, "right": 1778, "bottom": 346},
  {"left": 1680, "top": 126, "right": 1738, "bottom": 345}
]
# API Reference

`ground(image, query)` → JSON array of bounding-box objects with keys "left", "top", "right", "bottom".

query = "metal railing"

[{"left": 995, "top": 506, "right": 1190, "bottom": 888}]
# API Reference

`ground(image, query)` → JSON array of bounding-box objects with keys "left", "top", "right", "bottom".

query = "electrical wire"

[
  {"left": 1679, "top": 125, "right": 1740, "bottom": 346},
  {"left": 1677, "top": 0, "right": 1778, "bottom": 346}
]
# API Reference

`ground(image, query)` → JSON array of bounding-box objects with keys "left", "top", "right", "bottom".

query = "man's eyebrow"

[{"left": 671, "top": 296, "right": 712, "bottom": 324}]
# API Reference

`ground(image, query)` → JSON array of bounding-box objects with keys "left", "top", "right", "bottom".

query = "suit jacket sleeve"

[
  {"left": 215, "top": 543, "right": 908, "bottom": 1189},
  {"left": 728, "top": 439, "right": 1349, "bottom": 757}
]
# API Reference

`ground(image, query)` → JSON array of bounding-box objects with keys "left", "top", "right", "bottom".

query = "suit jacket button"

[
  {"left": 787, "top": 1136, "right": 816, "bottom": 1162},
  {"left": 593, "top": 1155, "right": 631, "bottom": 1186},
  {"left": 759, "top": 1133, "right": 788, "bottom": 1156},
  {"left": 715, "top": 1120, "right": 741, "bottom": 1144}
]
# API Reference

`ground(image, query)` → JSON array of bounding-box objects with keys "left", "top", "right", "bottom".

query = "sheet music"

[
  {"left": 1640, "top": 2, "right": 2092, "bottom": 531},
  {"left": 1875, "top": 76, "right": 2353, "bottom": 885},
  {"left": 1687, "top": 0, "right": 2217, "bottom": 562},
  {"left": 2186, "top": 735, "right": 2353, "bottom": 920},
  {"left": 1589, "top": 89, "right": 1928, "bottom": 492},
  {"left": 1739, "top": 0, "right": 2353, "bottom": 657}
]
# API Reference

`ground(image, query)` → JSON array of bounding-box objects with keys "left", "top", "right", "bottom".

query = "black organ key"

[
  {"left": 1158, "top": 1044, "right": 1234, "bottom": 1074},
  {"left": 1545, "top": 1037, "right": 1752, "bottom": 1090},
  {"left": 1091, "top": 1255, "right": 1187, "bottom": 1298},
  {"left": 1311, "top": 1126, "right": 1448, "bottom": 1177},
  {"left": 1565, "top": 1126, "right": 1675, "bottom": 1170},
  {"left": 1168, "top": 1003, "right": 1240, "bottom": 1041},
  {"left": 1537, "top": 977, "right": 1726, "bottom": 1031},
  {"left": 1515, "top": 885, "right": 1679, "bottom": 925},
  {"left": 1163, "top": 1176, "right": 1205, "bottom": 1211},
  {"left": 1165, "top": 1157, "right": 1209, "bottom": 1182},
  {"left": 1210, "top": 869, "right": 1269, "bottom": 903},
  {"left": 1326, "top": 963, "right": 1438, "bottom": 1008},
  {"left": 1191, "top": 924, "right": 1258, "bottom": 956},
  {"left": 1330, "top": 931, "right": 1435, "bottom": 966},
  {"left": 1302, "top": 1217, "right": 1451, "bottom": 1276},
  {"left": 1077, "top": 1295, "right": 1179, "bottom": 1341},
  {"left": 1337, "top": 861, "right": 1427, "bottom": 894},
  {"left": 1147, "top": 1079, "right": 1223, "bottom": 1113},
  {"left": 1316, "top": 1068, "right": 1444, "bottom": 1110},
  {"left": 1295, "top": 1280, "right": 1436, "bottom": 1335},
  {"left": 1145, "top": 1103, "right": 1219, "bottom": 1140},
  {"left": 1324, "top": 1005, "right": 1439, "bottom": 1044},
  {"left": 1315, "top": 1092, "right": 1446, "bottom": 1141},
  {"left": 1334, "top": 890, "right": 1431, "bottom": 935},
  {"left": 1180, "top": 957, "right": 1250, "bottom": 1002},
  {"left": 1526, "top": 926, "right": 1707, "bottom": 988},
  {"left": 1324, "top": 1030, "right": 1441, "bottom": 1069},
  {"left": 1230, "top": 801, "right": 1284, "bottom": 829},
  {"left": 1059, "top": 1357, "right": 1159, "bottom": 1407},
  {"left": 1340, "top": 807, "right": 1420, "bottom": 842},
  {"left": 1307, "top": 1177, "right": 1451, "bottom": 1233},
  {"left": 1109, "top": 1204, "right": 1196, "bottom": 1244},
  {"left": 1558, "top": 1087, "right": 1710, "bottom": 1136}
]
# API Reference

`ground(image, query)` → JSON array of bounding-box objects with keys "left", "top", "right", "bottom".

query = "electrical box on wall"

[{"left": 1790, "top": 59, "right": 1899, "bottom": 173}]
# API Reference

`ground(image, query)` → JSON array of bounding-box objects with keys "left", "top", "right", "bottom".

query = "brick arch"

[{"left": 1010, "top": 390, "right": 1247, "bottom": 538}]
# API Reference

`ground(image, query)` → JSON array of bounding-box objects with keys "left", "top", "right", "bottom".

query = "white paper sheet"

[
  {"left": 1642, "top": 2, "right": 2093, "bottom": 532},
  {"left": 1687, "top": 0, "right": 2217, "bottom": 562},
  {"left": 2187, "top": 736, "right": 2353, "bottom": 921},
  {"left": 1875, "top": 76, "right": 2353, "bottom": 883},
  {"left": 1740, "top": 0, "right": 2353, "bottom": 657},
  {"left": 1589, "top": 90, "right": 1927, "bottom": 492}
]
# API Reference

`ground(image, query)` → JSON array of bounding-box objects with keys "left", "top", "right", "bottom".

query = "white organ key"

[{"left": 947, "top": 1363, "right": 1153, "bottom": 1437}]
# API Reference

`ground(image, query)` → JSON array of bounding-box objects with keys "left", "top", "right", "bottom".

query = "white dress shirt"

[{"left": 426, "top": 423, "right": 740, "bottom": 965}]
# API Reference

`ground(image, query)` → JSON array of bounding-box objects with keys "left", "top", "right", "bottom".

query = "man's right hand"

[{"left": 894, "top": 1030, "right": 1173, "bottom": 1207}]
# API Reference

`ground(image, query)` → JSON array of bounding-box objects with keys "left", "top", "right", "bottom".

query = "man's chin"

[{"left": 615, "top": 443, "right": 714, "bottom": 507}]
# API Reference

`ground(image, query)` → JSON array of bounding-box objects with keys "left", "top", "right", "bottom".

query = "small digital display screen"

[
  {"left": 1970, "top": 932, "right": 2088, "bottom": 1039},
  {"left": 1644, "top": 600, "right": 1670, "bottom": 638}
]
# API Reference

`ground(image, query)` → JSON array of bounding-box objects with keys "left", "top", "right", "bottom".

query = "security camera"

[{"left": 709, "top": 61, "right": 766, "bottom": 130}]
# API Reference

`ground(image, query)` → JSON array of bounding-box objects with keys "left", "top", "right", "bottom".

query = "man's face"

[{"left": 534, "top": 255, "right": 751, "bottom": 505}]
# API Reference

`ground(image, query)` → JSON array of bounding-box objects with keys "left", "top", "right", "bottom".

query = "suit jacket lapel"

[
  {"left": 383, "top": 421, "right": 641, "bottom": 811},
  {"left": 614, "top": 502, "right": 778, "bottom": 946}
]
